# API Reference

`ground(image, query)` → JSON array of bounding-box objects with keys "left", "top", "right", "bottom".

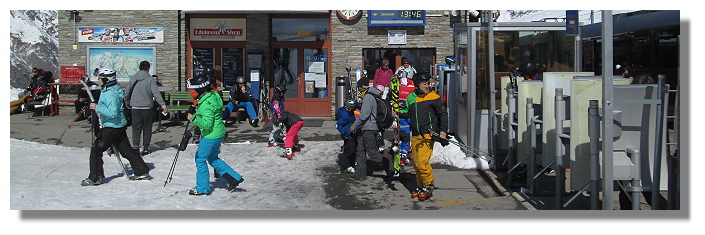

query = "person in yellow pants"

[{"left": 402, "top": 73, "right": 448, "bottom": 201}]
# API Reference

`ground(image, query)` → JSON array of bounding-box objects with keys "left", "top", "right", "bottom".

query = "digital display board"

[{"left": 368, "top": 10, "right": 426, "bottom": 26}]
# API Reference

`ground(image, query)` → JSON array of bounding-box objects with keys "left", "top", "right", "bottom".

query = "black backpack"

[{"left": 370, "top": 93, "right": 394, "bottom": 130}]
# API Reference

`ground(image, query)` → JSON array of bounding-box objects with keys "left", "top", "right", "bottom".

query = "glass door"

[{"left": 273, "top": 47, "right": 331, "bottom": 116}]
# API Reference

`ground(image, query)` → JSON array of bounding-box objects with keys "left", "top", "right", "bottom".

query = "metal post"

[
  {"left": 507, "top": 89, "right": 515, "bottom": 167},
  {"left": 527, "top": 97, "right": 536, "bottom": 194},
  {"left": 601, "top": 10, "right": 615, "bottom": 210},
  {"left": 488, "top": 10, "right": 496, "bottom": 157},
  {"left": 627, "top": 145, "right": 642, "bottom": 210},
  {"left": 651, "top": 75, "right": 667, "bottom": 210},
  {"left": 555, "top": 88, "right": 565, "bottom": 210},
  {"left": 588, "top": 100, "right": 601, "bottom": 210}
]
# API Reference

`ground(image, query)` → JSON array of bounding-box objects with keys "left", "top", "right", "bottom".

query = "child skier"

[
  {"left": 336, "top": 99, "right": 358, "bottom": 174},
  {"left": 186, "top": 75, "right": 244, "bottom": 195},
  {"left": 268, "top": 84, "right": 287, "bottom": 147},
  {"left": 274, "top": 110, "right": 304, "bottom": 160}
]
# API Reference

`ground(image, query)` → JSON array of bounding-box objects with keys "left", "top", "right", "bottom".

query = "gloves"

[{"left": 431, "top": 135, "right": 449, "bottom": 147}]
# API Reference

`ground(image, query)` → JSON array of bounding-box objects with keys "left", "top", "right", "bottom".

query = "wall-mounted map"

[{"left": 87, "top": 46, "right": 156, "bottom": 83}]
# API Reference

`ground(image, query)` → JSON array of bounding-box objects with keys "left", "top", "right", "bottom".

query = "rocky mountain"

[{"left": 10, "top": 10, "right": 58, "bottom": 89}]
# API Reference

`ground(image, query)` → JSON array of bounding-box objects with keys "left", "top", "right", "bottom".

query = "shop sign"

[
  {"left": 78, "top": 27, "right": 164, "bottom": 43},
  {"left": 190, "top": 18, "right": 246, "bottom": 41}
]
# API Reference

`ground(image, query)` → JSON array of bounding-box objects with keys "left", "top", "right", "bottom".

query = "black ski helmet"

[
  {"left": 274, "top": 84, "right": 288, "bottom": 94},
  {"left": 187, "top": 74, "right": 212, "bottom": 96},
  {"left": 234, "top": 76, "right": 246, "bottom": 84},
  {"left": 413, "top": 73, "right": 432, "bottom": 86},
  {"left": 344, "top": 99, "right": 356, "bottom": 110},
  {"left": 445, "top": 56, "right": 456, "bottom": 65},
  {"left": 518, "top": 60, "right": 538, "bottom": 78}
]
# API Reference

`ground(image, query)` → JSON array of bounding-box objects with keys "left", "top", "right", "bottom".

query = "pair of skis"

[{"left": 79, "top": 79, "right": 130, "bottom": 179}]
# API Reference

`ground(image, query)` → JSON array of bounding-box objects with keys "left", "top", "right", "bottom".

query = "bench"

[{"left": 164, "top": 90, "right": 237, "bottom": 120}]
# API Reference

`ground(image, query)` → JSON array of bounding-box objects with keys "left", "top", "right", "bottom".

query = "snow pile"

[{"left": 430, "top": 141, "right": 491, "bottom": 170}]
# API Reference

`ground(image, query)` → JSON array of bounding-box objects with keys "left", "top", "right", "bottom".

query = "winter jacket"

[
  {"left": 352, "top": 87, "right": 381, "bottom": 131},
  {"left": 403, "top": 90, "right": 448, "bottom": 138},
  {"left": 229, "top": 84, "right": 254, "bottom": 103},
  {"left": 336, "top": 107, "right": 356, "bottom": 141},
  {"left": 373, "top": 67, "right": 394, "bottom": 88},
  {"left": 276, "top": 111, "right": 303, "bottom": 130},
  {"left": 190, "top": 91, "right": 226, "bottom": 139},
  {"left": 270, "top": 94, "right": 285, "bottom": 117},
  {"left": 124, "top": 70, "right": 166, "bottom": 110},
  {"left": 96, "top": 85, "right": 128, "bottom": 128}
]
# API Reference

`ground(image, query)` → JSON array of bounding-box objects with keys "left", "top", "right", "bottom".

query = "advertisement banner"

[{"left": 78, "top": 27, "right": 164, "bottom": 43}]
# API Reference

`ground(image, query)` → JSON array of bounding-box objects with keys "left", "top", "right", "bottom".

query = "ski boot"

[
  {"left": 417, "top": 185, "right": 435, "bottom": 201},
  {"left": 188, "top": 188, "right": 211, "bottom": 196},
  {"left": 280, "top": 148, "right": 294, "bottom": 160},
  {"left": 292, "top": 144, "right": 302, "bottom": 152},
  {"left": 129, "top": 174, "right": 152, "bottom": 181},
  {"left": 222, "top": 173, "right": 244, "bottom": 192},
  {"left": 268, "top": 141, "right": 278, "bottom": 147},
  {"left": 342, "top": 166, "right": 356, "bottom": 174},
  {"left": 80, "top": 177, "right": 104, "bottom": 186}
]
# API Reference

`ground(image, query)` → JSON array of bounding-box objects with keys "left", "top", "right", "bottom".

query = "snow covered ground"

[{"left": 10, "top": 136, "right": 488, "bottom": 210}]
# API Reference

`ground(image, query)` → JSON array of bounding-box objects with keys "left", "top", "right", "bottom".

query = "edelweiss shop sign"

[{"left": 190, "top": 18, "right": 247, "bottom": 41}]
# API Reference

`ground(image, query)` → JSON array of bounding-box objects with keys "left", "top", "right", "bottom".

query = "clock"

[{"left": 337, "top": 10, "right": 362, "bottom": 20}]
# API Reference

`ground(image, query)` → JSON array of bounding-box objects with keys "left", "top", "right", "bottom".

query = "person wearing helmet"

[
  {"left": 223, "top": 76, "right": 259, "bottom": 127},
  {"left": 445, "top": 56, "right": 456, "bottom": 67},
  {"left": 186, "top": 75, "right": 244, "bottom": 195},
  {"left": 124, "top": 61, "right": 168, "bottom": 155},
  {"left": 336, "top": 99, "right": 358, "bottom": 174},
  {"left": 517, "top": 60, "right": 542, "bottom": 80},
  {"left": 268, "top": 84, "right": 287, "bottom": 147},
  {"left": 81, "top": 68, "right": 151, "bottom": 186},
  {"left": 401, "top": 73, "right": 448, "bottom": 201}
]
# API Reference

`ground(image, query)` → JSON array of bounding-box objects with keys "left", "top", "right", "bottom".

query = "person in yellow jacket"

[{"left": 401, "top": 73, "right": 448, "bottom": 201}]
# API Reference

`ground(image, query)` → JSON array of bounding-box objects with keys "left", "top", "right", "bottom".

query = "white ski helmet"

[{"left": 98, "top": 68, "right": 117, "bottom": 81}]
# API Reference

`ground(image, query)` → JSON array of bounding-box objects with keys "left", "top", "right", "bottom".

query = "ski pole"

[
  {"left": 164, "top": 116, "right": 194, "bottom": 187},
  {"left": 68, "top": 105, "right": 88, "bottom": 129},
  {"left": 427, "top": 129, "right": 492, "bottom": 161}
]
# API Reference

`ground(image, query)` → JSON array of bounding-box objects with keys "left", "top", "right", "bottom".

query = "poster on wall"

[
  {"left": 87, "top": 46, "right": 156, "bottom": 83},
  {"left": 78, "top": 27, "right": 164, "bottom": 43}
]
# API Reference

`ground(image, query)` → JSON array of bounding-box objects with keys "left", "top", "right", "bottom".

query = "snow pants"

[
  {"left": 223, "top": 101, "right": 257, "bottom": 121},
  {"left": 193, "top": 136, "right": 242, "bottom": 194},
  {"left": 354, "top": 130, "right": 392, "bottom": 181},
  {"left": 88, "top": 126, "right": 149, "bottom": 181},
  {"left": 411, "top": 135, "right": 435, "bottom": 188},
  {"left": 284, "top": 120, "right": 304, "bottom": 149}
]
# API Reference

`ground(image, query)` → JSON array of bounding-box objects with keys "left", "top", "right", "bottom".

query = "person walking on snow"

[
  {"left": 186, "top": 75, "right": 244, "bottom": 195},
  {"left": 81, "top": 68, "right": 151, "bottom": 186},
  {"left": 124, "top": 61, "right": 168, "bottom": 155},
  {"left": 401, "top": 73, "right": 448, "bottom": 201}
]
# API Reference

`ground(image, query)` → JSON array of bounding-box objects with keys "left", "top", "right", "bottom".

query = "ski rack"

[{"left": 427, "top": 129, "right": 492, "bottom": 162}]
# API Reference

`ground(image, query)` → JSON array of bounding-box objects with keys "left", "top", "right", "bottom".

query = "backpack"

[{"left": 370, "top": 92, "right": 394, "bottom": 130}]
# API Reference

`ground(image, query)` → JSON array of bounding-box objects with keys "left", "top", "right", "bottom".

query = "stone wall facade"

[{"left": 57, "top": 10, "right": 185, "bottom": 89}]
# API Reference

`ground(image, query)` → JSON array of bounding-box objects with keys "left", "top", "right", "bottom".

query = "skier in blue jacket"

[
  {"left": 336, "top": 99, "right": 358, "bottom": 174},
  {"left": 81, "top": 68, "right": 151, "bottom": 186}
]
